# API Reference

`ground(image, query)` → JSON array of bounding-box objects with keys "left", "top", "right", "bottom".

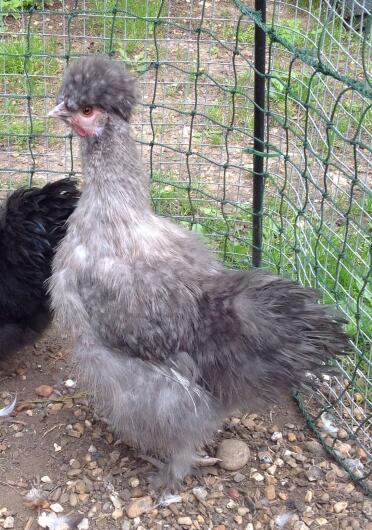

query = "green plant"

[
  {"left": 0, "top": 34, "right": 59, "bottom": 94},
  {"left": 1, "top": 0, "right": 44, "bottom": 18},
  {"left": 90, "top": 0, "right": 161, "bottom": 56}
]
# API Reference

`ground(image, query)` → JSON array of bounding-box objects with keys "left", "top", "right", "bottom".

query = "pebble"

[
  {"left": 69, "top": 493, "right": 78, "bottom": 507},
  {"left": 233, "top": 472, "right": 245, "bottom": 483},
  {"left": 3, "top": 517, "right": 14, "bottom": 529},
  {"left": 267, "top": 464, "right": 277, "bottom": 475},
  {"left": 315, "top": 518, "right": 328, "bottom": 526},
  {"left": 112, "top": 509, "right": 124, "bottom": 520},
  {"left": 178, "top": 516, "right": 192, "bottom": 526},
  {"left": 129, "top": 477, "right": 139, "bottom": 488},
  {"left": 238, "top": 507, "right": 249, "bottom": 516},
  {"left": 77, "top": 519, "right": 89, "bottom": 530},
  {"left": 271, "top": 431, "right": 283, "bottom": 442},
  {"left": 65, "top": 379, "right": 76, "bottom": 388},
  {"left": 216, "top": 439, "right": 250, "bottom": 471},
  {"left": 355, "top": 447, "right": 367, "bottom": 460},
  {"left": 126, "top": 496, "right": 153, "bottom": 518},
  {"left": 251, "top": 472, "right": 264, "bottom": 482},
  {"left": 50, "top": 503, "right": 63, "bottom": 513},
  {"left": 334, "top": 501, "right": 348, "bottom": 513},
  {"left": 41, "top": 476, "right": 52, "bottom": 483},
  {"left": 192, "top": 487, "right": 208, "bottom": 501},
  {"left": 305, "top": 440, "right": 324, "bottom": 456},
  {"left": 48, "top": 403, "right": 63, "bottom": 415},
  {"left": 293, "top": 522, "right": 309, "bottom": 530},
  {"left": 234, "top": 515, "right": 243, "bottom": 524},
  {"left": 304, "top": 490, "right": 313, "bottom": 502},
  {"left": 74, "top": 480, "right": 86, "bottom": 494},
  {"left": 35, "top": 385, "right": 54, "bottom": 397},
  {"left": 306, "top": 466, "right": 323, "bottom": 481},
  {"left": 121, "top": 522, "right": 131, "bottom": 530},
  {"left": 265, "top": 485, "right": 276, "bottom": 500},
  {"left": 320, "top": 492, "right": 330, "bottom": 502},
  {"left": 287, "top": 432, "right": 297, "bottom": 442}
]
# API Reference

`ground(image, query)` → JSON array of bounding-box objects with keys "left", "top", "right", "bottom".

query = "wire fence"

[{"left": 0, "top": 0, "right": 371, "bottom": 493}]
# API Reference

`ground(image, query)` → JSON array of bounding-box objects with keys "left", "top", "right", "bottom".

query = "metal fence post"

[{"left": 252, "top": 0, "right": 266, "bottom": 267}]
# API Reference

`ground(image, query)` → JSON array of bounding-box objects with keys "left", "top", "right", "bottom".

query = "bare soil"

[{"left": 0, "top": 326, "right": 370, "bottom": 530}]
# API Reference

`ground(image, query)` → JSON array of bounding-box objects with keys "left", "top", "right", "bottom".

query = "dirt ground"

[{"left": 0, "top": 326, "right": 370, "bottom": 530}]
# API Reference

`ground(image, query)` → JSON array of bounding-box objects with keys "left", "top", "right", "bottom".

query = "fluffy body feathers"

[
  {"left": 0, "top": 178, "right": 79, "bottom": 359},
  {"left": 50, "top": 57, "right": 349, "bottom": 489}
]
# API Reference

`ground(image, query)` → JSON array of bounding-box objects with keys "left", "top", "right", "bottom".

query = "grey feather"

[{"left": 50, "top": 57, "right": 350, "bottom": 490}]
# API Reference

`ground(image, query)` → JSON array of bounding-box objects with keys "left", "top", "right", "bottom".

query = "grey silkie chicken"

[{"left": 48, "top": 56, "right": 349, "bottom": 490}]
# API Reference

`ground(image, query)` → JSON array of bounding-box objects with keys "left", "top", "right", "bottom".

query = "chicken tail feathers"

[{"left": 199, "top": 270, "right": 351, "bottom": 406}]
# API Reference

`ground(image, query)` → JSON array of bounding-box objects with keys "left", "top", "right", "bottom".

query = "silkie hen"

[
  {"left": 49, "top": 56, "right": 349, "bottom": 490},
  {"left": 0, "top": 178, "right": 79, "bottom": 360}
]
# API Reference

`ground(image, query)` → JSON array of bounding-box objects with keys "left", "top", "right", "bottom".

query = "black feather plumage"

[{"left": 0, "top": 178, "right": 79, "bottom": 359}]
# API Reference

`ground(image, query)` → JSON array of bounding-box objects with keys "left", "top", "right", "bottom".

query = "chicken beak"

[{"left": 47, "top": 101, "right": 71, "bottom": 120}]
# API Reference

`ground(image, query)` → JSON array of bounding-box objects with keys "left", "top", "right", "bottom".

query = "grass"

[
  {"left": 89, "top": 0, "right": 161, "bottom": 56},
  {"left": 0, "top": 33, "right": 59, "bottom": 95}
]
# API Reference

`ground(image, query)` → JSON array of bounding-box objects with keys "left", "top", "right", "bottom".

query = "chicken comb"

[{"left": 57, "top": 55, "right": 137, "bottom": 121}]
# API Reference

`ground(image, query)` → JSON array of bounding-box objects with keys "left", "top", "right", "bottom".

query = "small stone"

[
  {"left": 306, "top": 466, "right": 322, "bottom": 482},
  {"left": 355, "top": 447, "right": 367, "bottom": 460},
  {"left": 252, "top": 472, "right": 264, "bottom": 482},
  {"left": 334, "top": 501, "right": 348, "bottom": 513},
  {"left": 54, "top": 443, "right": 62, "bottom": 452},
  {"left": 65, "top": 379, "right": 76, "bottom": 388},
  {"left": 320, "top": 492, "right": 330, "bottom": 502},
  {"left": 41, "top": 476, "right": 52, "bottom": 483},
  {"left": 345, "top": 483, "right": 355, "bottom": 493},
  {"left": 294, "top": 522, "right": 310, "bottom": 530},
  {"left": 245, "top": 525, "right": 254, "bottom": 530},
  {"left": 304, "top": 490, "right": 313, "bottom": 502},
  {"left": 278, "top": 491, "right": 288, "bottom": 500},
  {"left": 74, "top": 480, "right": 86, "bottom": 494},
  {"left": 178, "top": 516, "right": 192, "bottom": 526},
  {"left": 217, "top": 439, "right": 250, "bottom": 471},
  {"left": 126, "top": 496, "right": 153, "bottom": 518},
  {"left": 50, "top": 502, "right": 63, "bottom": 513},
  {"left": 112, "top": 509, "right": 124, "bottom": 520},
  {"left": 35, "top": 384, "right": 54, "bottom": 397},
  {"left": 271, "top": 431, "right": 283, "bottom": 442},
  {"left": 338, "top": 428, "right": 349, "bottom": 439},
  {"left": 3, "top": 516, "right": 14, "bottom": 529},
  {"left": 121, "top": 522, "right": 131, "bottom": 530},
  {"left": 234, "top": 515, "right": 243, "bottom": 525},
  {"left": 77, "top": 519, "right": 89, "bottom": 530},
  {"left": 316, "top": 519, "right": 328, "bottom": 526},
  {"left": 129, "top": 477, "right": 139, "bottom": 488},
  {"left": 233, "top": 472, "right": 245, "bottom": 483},
  {"left": 305, "top": 440, "right": 324, "bottom": 456},
  {"left": 192, "top": 487, "right": 208, "bottom": 501},
  {"left": 88, "top": 445, "right": 97, "bottom": 453},
  {"left": 238, "top": 507, "right": 249, "bottom": 516},
  {"left": 69, "top": 493, "right": 78, "bottom": 507},
  {"left": 287, "top": 432, "right": 297, "bottom": 442},
  {"left": 267, "top": 464, "right": 277, "bottom": 475},
  {"left": 227, "top": 487, "right": 240, "bottom": 499},
  {"left": 48, "top": 403, "right": 63, "bottom": 415},
  {"left": 265, "top": 485, "right": 276, "bottom": 500}
]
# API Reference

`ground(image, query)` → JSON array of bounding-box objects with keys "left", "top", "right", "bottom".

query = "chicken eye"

[{"left": 82, "top": 106, "right": 93, "bottom": 116}]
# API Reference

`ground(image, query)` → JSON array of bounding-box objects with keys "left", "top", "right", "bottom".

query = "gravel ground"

[{"left": 0, "top": 325, "right": 371, "bottom": 530}]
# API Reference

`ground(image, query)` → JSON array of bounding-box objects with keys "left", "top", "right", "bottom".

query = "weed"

[
  {"left": 89, "top": 0, "right": 161, "bottom": 56},
  {"left": 0, "top": 33, "right": 59, "bottom": 95}
]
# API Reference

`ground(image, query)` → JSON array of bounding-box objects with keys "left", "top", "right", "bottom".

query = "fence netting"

[{"left": 0, "top": 0, "right": 370, "bottom": 493}]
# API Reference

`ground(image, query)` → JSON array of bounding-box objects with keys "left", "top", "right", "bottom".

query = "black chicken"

[
  {"left": 0, "top": 178, "right": 79, "bottom": 360},
  {"left": 49, "top": 57, "right": 349, "bottom": 491}
]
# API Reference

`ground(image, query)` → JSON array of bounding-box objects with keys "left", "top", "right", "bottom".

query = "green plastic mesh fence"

[{"left": 0, "top": 0, "right": 370, "bottom": 493}]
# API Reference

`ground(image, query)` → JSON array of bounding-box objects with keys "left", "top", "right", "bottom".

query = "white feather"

[
  {"left": 0, "top": 395, "right": 17, "bottom": 417},
  {"left": 37, "top": 512, "right": 70, "bottom": 530}
]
